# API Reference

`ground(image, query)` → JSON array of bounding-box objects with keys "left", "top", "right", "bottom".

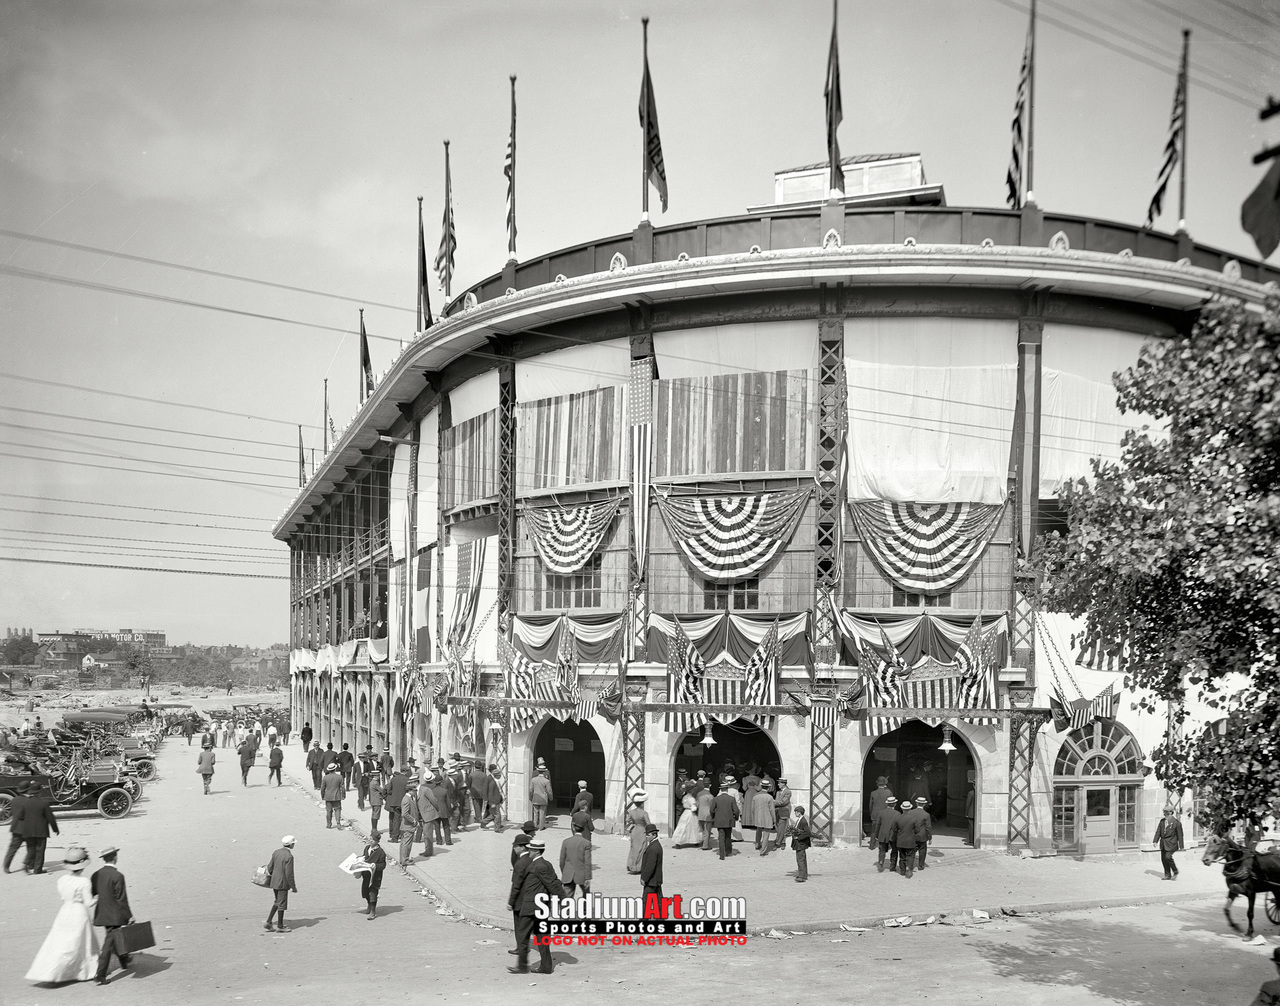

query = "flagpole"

[
  {"left": 641, "top": 17, "right": 650, "bottom": 223},
  {"left": 829, "top": 0, "right": 841, "bottom": 200},
  {"left": 323, "top": 379, "right": 329, "bottom": 455},
  {"left": 507, "top": 74, "right": 517, "bottom": 263},
  {"left": 1177, "top": 28, "right": 1190, "bottom": 232},
  {"left": 443, "top": 140, "right": 453, "bottom": 300},
  {"left": 1024, "top": 0, "right": 1037, "bottom": 206},
  {"left": 358, "top": 307, "right": 365, "bottom": 404},
  {"left": 417, "top": 196, "right": 425, "bottom": 332}
]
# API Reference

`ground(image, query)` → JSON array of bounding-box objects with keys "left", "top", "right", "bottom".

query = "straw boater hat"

[
  {"left": 64, "top": 846, "right": 88, "bottom": 870},
  {"left": 526, "top": 839, "right": 546, "bottom": 852}
]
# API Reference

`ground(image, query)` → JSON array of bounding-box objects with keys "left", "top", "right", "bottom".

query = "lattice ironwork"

[
  {"left": 1012, "top": 579, "right": 1036, "bottom": 676},
  {"left": 623, "top": 709, "right": 645, "bottom": 809},
  {"left": 1007, "top": 709, "right": 1049, "bottom": 847},
  {"left": 813, "top": 313, "right": 846, "bottom": 664},
  {"left": 628, "top": 348, "right": 654, "bottom": 661},
  {"left": 497, "top": 362, "right": 516, "bottom": 621},
  {"left": 810, "top": 715, "right": 836, "bottom": 845}
]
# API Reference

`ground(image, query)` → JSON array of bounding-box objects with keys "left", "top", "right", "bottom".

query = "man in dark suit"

[
  {"left": 508, "top": 834, "right": 532, "bottom": 957},
  {"left": 469, "top": 760, "right": 488, "bottom": 827},
  {"left": 264, "top": 835, "right": 297, "bottom": 932},
  {"left": 559, "top": 823, "right": 593, "bottom": 897},
  {"left": 868, "top": 776, "right": 894, "bottom": 851},
  {"left": 1153, "top": 805, "right": 1185, "bottom": 880},
  {"left": 711, "top": 778, "right": 739, "bottom": 860},
  {"left": 92, "top": 845, "right": 133, "bottom": 984},
  {"left": 895, "top": 798, "right": 927, "bottom": 878},
  {"left": 482, "top": 764, "right": 506, "bottom": 833},
  {"left": 305, "top": 741, "right": 324, "bottom": 790},
  {"left": 639, "top": 823, "right": 663, "bottom": 907},
  {"left": 386, "top": 765, "right": 410, "bottom": 841},
  {"left": 336, "top": 743, "right": 355, "bottom": 789},
  {"left": 2, "top": 781, "right": 31, "bottom": 873},
  {"left": 791, "top": 805, "right": 812, "bottom": 883},
  {"left": 508, "top": 839, "right": 565, "bottom": 975},
  {"left": 16, "top": 781, "right": 59, "bottom": 873},
  {"left": 875, "top": 796, "right": 901, "bottom": 872}
]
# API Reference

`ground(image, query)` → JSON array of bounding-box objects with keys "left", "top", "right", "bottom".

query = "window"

[
  {"left": 1054, "top": 720, "right": 1143, "bottom": 778},
  {"left": 1118, "top": 785, "right": 1138, "bottom": 844},
  {"left": 1052, "top": 786, "right": 1077, "bottom": 845},
  {"left": 703, "top": 578, "right": 759, "bottom": 611},
  {"left": 543, "top": 556, "right": 602, "bottom": 609},
  {"left": 892, "top": 590, "right": 951, "bottom": 607},
  {"left": 1191, "top": 792, "right": 1208, "bottom": 841}
]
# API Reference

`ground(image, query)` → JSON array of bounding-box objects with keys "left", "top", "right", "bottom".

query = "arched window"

[{"left": 1052, "top": 719, "right": 1144, "bottom": 852}]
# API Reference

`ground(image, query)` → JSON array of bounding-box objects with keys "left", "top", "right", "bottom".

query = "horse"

[{"left": 1201, "top": 834, "right": 1280, "bottom": 939}]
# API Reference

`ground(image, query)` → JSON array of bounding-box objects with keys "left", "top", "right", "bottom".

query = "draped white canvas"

[
  {"left": 515, "top": 338, "right": 631, "bottom": 402},
  {"left": 652, "top": 321, "right": 819, "bottom": 379},
  {"left": 448, "top": 370, "right": 500, "bottom": 425}
]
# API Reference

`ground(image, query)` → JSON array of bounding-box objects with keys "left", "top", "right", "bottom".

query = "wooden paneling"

[
  {"left": 515, "top": 386, "right": 627, "bottom": 495},
  {"left": 512, "top": 507, "right": 630, "bottom": 613},
  {"left": 770, "top": 215, "right": 820, "bottom": 249},
  {"left": 906, "top": 211, "right": 963, "bottom": 245},
  {"left": 441, "top": 409, "right": 497, "bottom": 510},
  {"left": 653, "top": 369, "right": 816, "bottom": 478},
  {"left": 706, "top": 219, "right": 764, "bottom": 257}
]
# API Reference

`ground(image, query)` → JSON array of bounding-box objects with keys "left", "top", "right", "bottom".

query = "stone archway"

[
  {"left": 1052, "top": 719, "right": 1144, "bottom": 854},
  {"left": 530, "top": 716, "right": 607, "bottom": 822},
  {"left": 863, "top": 719, "right": 979, "bottom": 847}
]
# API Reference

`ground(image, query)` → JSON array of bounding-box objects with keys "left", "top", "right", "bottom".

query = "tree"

[
  {"left": 2, "top": 633, "right": 39, "bottom": 665},
  {"left": 1037, "top": 298, "right": 1280, "bottom": 832}
]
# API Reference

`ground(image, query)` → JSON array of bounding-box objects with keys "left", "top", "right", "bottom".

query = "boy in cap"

[
  {"left": 264, "top": 836, "right": 296, "bottom": 933},
  {"left": 791, "top": 806, "right": 811, "bottom": 882},
  {"left": 507, "top": 839, "right": 564, "bottom": 976},
  {"left": 360, "top": 831, "right": 387, "bottom": 920}
]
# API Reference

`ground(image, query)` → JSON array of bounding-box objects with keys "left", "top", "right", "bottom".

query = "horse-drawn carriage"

[{"left": 1202, "top": 834, "right": 1280, "bottom": 939}]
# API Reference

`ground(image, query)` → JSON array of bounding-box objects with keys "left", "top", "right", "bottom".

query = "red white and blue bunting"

[
  {"left": 446, "top": 539, "right": 486, "bottom": 657},
  {"left": 654, "top": 488, "right": 811, "bottom": 582},
  {"left": 665, "top": 621, "right": 707, "bottom": 735},
  {"left": 523, "top": 497, "right": 622, "bottom": 575},
  {"left": 847, "top": 500, "right": 1005, "bottom": 595}
]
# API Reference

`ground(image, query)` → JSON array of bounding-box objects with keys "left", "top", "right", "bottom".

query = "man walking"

[
  {"left": 896, "top": 796, "right": 927, "bottom": 878},
  {"left": 875, "top": 796, "right": 901, "bottom": 873},
  {"left": 268, "top": 743, "right": 283, "bottom": 787},
  {"left": 305, "top": 741, "right": 323, "bottom": 790},
  {"left": 697, "top": 781, "right": 715, "bottom": 851},
  {"left": 238, "top": 736, "right": 255, "bottom": 787},
  {"left": 509, "top": 834, "right": 533, "bottom": 956},
  {"left": 530, "top": 767, "right": 553, "bottom": 831},
  {"left": 772, "top": 776, "right": 791, "bottom": 856},
  {"left": 752, "top": 783, "right": 776, "bottom": 855},
  {"left": 428, "top": 771, "right": 453, "bottom": 846},
  {"left": 571, "top": 779, "right": 594, "bottom": 820},
  {"left": 355, "top": 747, "right": 374, "bottom": 810},
  {"left": 336, "top": 743, "right": 355, "bottom": 790},
  {"left": 469, "top": 760, "right": 487, "bottom": 827},
  {"left": 868, "top": 775, "right": 893, "bottom": 851},
  {"left": 482, "top": 764, "right": 506, "bottom": 833},
  {"left": 791, "top": 806, "right": 811, "bottom": 883},
  {"left": 386, "top": 764, "right": 409, "bottom": 842},
  {"left": 416, "top": 777, "right": 444, "bottom": 859},
  {"left": 368, "top": 771, "right": 385, "bottom": 833},
  {"left": 507, "top": 840, "right": 564, "bottom": 976},
  {"left": 93, "top": 846, "right": 133, "bottom": 984},
  {"left": 559, "top": 823, "right": 593, "bottom": 897},
  {"left": 16, "top": 781, "right": 59, "bottom": 873},
  {"left": 912, "top": 796, "right": 933, "bottom": 871},
  {"left": 264, "top": 836, "right": 296, "bottom": 933},
  {"left": 299, "top": 722, "right": 313, "bottom": 749},
  {"left": 197, "top": 742, "right": 217, "bottom": 795},
  {"left": 399, "top": 783, "right": 421, "bottom": 866},
  {"left": 321, "top": 761, "right": 345, "bottom": 829},
  {"left": 2, "top": 781, "right": 31, "bottom": 873},
  {"left": 640, "top": 823, "right": 664, "bottom": 907},
  {"left": 711, "top": 778, "right": 739, "bottom": 860},
  {"left": 1153, "top": 805, "right": 1185, "bottom": 880}
]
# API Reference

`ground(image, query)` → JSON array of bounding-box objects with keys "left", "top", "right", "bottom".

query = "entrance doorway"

[
  {"left": 1052, "top": 720, "right": 1144, "bottom": 854},
  {"left": 532, "top": 718, "right": 606, "bottom": 821},
  {"left": 672, "top": 718, "right": 782, "bottom": 803},
  {"left": 863, "top": 720, "right": 977, "bottom": 846}
]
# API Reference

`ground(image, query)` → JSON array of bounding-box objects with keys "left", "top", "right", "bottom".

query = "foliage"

[
  {"left": 2, "top": 633, "right": 40, "bottom": 665},
  {"left": 1036, "top": 299, "right": 1280, "bottom": 830}
]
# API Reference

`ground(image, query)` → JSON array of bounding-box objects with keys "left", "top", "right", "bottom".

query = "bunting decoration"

[
  {"left": 1005, "top": 5, "right": 1032, "bottom": 209},
  {"left": 1145, "top": 30, "right": 1189, "bottom": 229},
  {"left": 597, "top": 680, "right": 623, "bottom": 725},
  {"left": 631, "top": 359, "right": 654, "bottom": 579},
  {"left": 655, "top": 488, "right": 811, "bottom": 582},
  {"left": 523, "top": 498, "right": 622, "bottom": 574},
  {"left": 861, "top": 628, "right": 906, "bottom": 736},
  {"left": 847, "top": 500, "right": 1005, "bottom": 594},
  {"left": 446, "top": 539, "right": 486, "bottom": 657},
  {"left": 556, "top": 625, "right": 581, "bottom": 721},
  {"left": 501, "top": 635, "right": 540, "bottom": 735},
  {"left": 741, "top": 621, "right": 779, "bottom": 728},
  {"left": 824, "top": 0, "right": 844, "bottom": 195},
  {"left": 664, "top": 622, "right": 706, "bottom": 734},
  {"left": 1052, "top": 682, "right": 1117, "bottom": 732}
]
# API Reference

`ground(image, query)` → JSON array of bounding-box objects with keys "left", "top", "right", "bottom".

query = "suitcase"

[{"left": 118, "top": 921, "right": 156, "bottom": 954}]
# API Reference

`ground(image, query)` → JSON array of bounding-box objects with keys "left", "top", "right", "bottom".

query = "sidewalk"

[{"left": 275, "top": 743, "right": 1223, "bottom": 933}]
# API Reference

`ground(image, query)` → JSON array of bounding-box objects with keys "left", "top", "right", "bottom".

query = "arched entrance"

[
  {"left": 532, "top": 717, "right": 606, "bottom": 820},
  {"left": 863, "top": 720, "right": 977, "bottom": 846},
  {"left": 672, "top": 718, "right": 782, "bottom": 790},
  {"left": 1053, "top": 720, "right": 1144, "bottom": 854}
]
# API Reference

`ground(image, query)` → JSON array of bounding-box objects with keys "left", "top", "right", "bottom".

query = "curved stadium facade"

[{"left": 273, "top": 161, "right": 1279, "bottom": 852}]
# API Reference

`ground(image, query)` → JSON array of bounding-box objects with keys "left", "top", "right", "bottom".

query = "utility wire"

[
  {"left": 0, "top": 526, "right": 284, "bottom": 553},
  {"left": 0, "top": 450, "right": 296, "bottom": 492},
  {"left": 0, "top": 541, "right": 286, "bottom": 565},
  {"left": 0, "top": 493, "right": 273, "bottom": 522},
  {"left": 0, "top": 228, "right": 413, "bottom": 314},
  {"left": 0, "top": 405, "right": 300, "bottom": 451},
  {"left": 0, "top": 438, "right": 297, "bottom": 483},
  {"left": 0, "top": 421, "right": 296, "bottom": 466},
  {"left": 0, "top": 555, "right": 288, "bottom": 580}
]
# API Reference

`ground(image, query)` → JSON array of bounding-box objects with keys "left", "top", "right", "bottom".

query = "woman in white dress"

[
  {"left": 671, "top": 792, "right": 702, "bottom": 847},
  {"left": 25, "top": 846, "right": 100, "bottom": 984}
]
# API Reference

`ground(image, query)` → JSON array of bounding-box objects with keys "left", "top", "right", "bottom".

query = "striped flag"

[
  {"left": 824, "top": 0, "right": 844, "bottom": 195},
  {"left": 1005, "top": 10, "right": 1032, "bottom": 209},
  {"left": 435, "top": 140, "right": 457, "bottom": 297},
  {"left": 297, "top": 425, "right": 306, "bottom": 486},
  {"left": 664, "top": 621, "right": 706, "bottom": 734},
  {"left": 631, "top": 358, "right": 654, "bottom": 578},
  {"left": 446, "top": 538, "right": 486, "bottom": 657},
  {"left": 741, "top": 622, "right": 779, "bottom": 729},
  {"left": 359, "top": 309, "right": 373, "bottom": 403},
  {"left": 501, "top": 635, "right": 539, "bottom": 735},
  {"left": 638, "top": 20, "right": 668, "bottom": 213},
  {"left": 416, "top": 196, "right": 433, "bottom": 331},
  {"left": 810, "top": 694, "right": 838, "bottom": 730},
  {"left": 1089, "top": 682, "right": 1117, "bottom": 721},
  {"left": 1145, "top": 31, "right": 1189, "bottom": 229},
  {"left": 557, "top": 624, "right": 581, "bottom": 720},
  {"left": 504, "top": 76, "right": 517, "bottom": 261}
]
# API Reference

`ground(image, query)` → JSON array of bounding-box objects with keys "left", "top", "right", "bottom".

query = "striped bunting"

[
  {"left": 631, "top": 357, "right": 653, "bottom": 578},
  {"left": 501, "top": 636, "right": 541, "bottom": 735},
  {"left": 810, "top": 694, "right": 838, "bottom": 731},
  {"left": 664, "top": 622, "right": 707, "bottom": 735},
  {"left": 524, "top": 498, "right": 621, "bottom": 574},
  {"left": 655, "top": 488, "right": 811, "bottom": 582},
  {"left": 446, "top": 538, "right": 487, "bottom": 657},
  {"left": 847, "top": 500, "right": 1005, "bottom": 594}
]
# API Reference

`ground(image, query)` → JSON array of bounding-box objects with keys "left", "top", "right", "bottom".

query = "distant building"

[{"left": 73, "top": 628, "right": 167, "bottom": 647}]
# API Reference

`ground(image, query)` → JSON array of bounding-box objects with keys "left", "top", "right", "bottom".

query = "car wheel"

[{"left": 97, "top": 787, "right": 133, "bottom": 819}]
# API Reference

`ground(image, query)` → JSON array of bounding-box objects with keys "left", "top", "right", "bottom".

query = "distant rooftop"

[
  {"left": 776, "top": 152, "right": 922, "bottom": 174},
  {"left": 751, "top": 152, "right": 944, "bottom": 213}
]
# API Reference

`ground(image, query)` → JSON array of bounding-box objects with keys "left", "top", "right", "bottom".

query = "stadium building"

[{"left": 273, "top": 156, "right": 1280, "bottom": 852}]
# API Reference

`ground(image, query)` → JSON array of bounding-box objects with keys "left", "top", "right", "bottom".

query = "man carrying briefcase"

[{"left": 92, "top": 845, "right": 134, "bottom": 985}]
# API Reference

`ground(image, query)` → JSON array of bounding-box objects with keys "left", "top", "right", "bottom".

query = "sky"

[{"left": 0, "top": 0, "right": 1277, "bottom": 648}]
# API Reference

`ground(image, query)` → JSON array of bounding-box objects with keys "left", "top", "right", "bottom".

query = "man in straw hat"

[
  {"left": 321, "top": 761, "right": 345, "bottom": 829},
  {"left": 92, "top": 845, "right": 133, "bottom": 983},
  {"left": 868, "top": 775, "right": 893, "bottom": 851},
  {"left": 507, "top": 838, "right": 564, "bottom": 976},
  {"left": 1153, "top": 804, "right": 1185, "bottom": 880},
  {"left": 711, "top": 778, "right": 739, "bottom": 860},
  {"left": 264, "top": 836, "right": 296, "bottom": 933}
]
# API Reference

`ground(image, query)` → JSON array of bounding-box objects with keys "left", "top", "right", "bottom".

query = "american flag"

[
  {"left": 434, "top": 140, "right": 456, "bottom": 297},
  {"left": 416, "top": 196, "right": 433, "bottom": 332},
  {"left": 638, "top": 30, "right": 668, "bottom": 212},
  {"left": 741, "top": 621, "right": 778, "bottom": 728},
  {"left": 504, "top": 75, "right": 517, "bottom": 260},
  {"left": 501, "top": 635, "right": 539, "bottom": 735},
  {"left": 359, "top": 309, "right": 373, "bottom": 403},
  {"left": 1145, "top": 32, "right": 1188, "bottom": 229},
  {"left": 664, "top": 621, "right": 706, "bottom": 734},
  {"left": 557, "top": 625, "right": 582, "bottom": 721},
  {"left": 957, "top": 616, "right": 996, "bottom": 717},
  {"left": 630, "top": 357, "right": 653, "bottom": 578},
  {"left": 1005, "top": 10, "right": 1032, "bottom": 209},
  {"left": 446, "top": 538, "right": 486, "bottom": 657},
  {"left": 824, "top": 0, "right": 844, "bottom": 195},
  {"left": 860, "top": 627, "right": 906, "bottom": 736}
]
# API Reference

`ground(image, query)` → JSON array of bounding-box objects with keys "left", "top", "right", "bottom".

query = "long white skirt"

[
  {"left": 672, "top": 808, "right": 703, "bottom": 846},
  {"left": 25, "top": 902, "right": 100, "bottom": 983}
]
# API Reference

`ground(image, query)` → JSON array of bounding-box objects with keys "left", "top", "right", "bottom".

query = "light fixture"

[
  {"left": 938, "top": 724, "right": 956, "bottom": 754},
  {"left": 700, "top": 725, "right": 717, "bottom": 747}
]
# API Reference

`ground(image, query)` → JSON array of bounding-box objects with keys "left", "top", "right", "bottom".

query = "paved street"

[{"left": 2, "top": 737, "right": 1277, "bottom": 1005}]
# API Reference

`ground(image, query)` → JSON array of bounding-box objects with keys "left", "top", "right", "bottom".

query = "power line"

[
  {"left": 0, "top": 405, "right": 301, "bottom": 451},
  {"left": 1132, "top": 0, "right": 1276, "bottom": 62},
  {"left": 0, "top": 227, "right": 414, "bottom": 315},
  {"left": 1205, "top": 0, "right": 1280, "bottom": 29},
  {"left": 0, "top": 421, "right": 296, "bottom": 466},
  {"left": 0, "top": 372, "right": 320, "bottom": 431},
  {"left": 0, "top": 527, "right": 284, "bottom": 553},
  {"left": 0, "top": 555, "right": 288, "bottom": 580},
  {"left": 0, "top": 450, "right": 296, "bottom": 492},
  {"left": 0, "top": 438, "right": 297, "bottom": 483},
  {"left": 0, "top": 493, "right": 273, "bottom": 522},
  {"left": 0, "top": 263, "right": 404, "bottom": 344},
  {"left": 0, "top": 540, "right": 286, "bottom": 565}
]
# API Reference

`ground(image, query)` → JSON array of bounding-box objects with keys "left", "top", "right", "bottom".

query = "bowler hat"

[
  {"left": 521, "top": 820, "right": 537, "bottom": 834},
  {"left": 645, "top": 823, "right": 659, "bottom": 834},
  {"left": 513, "top": 834, "right": 532, "bottom": 847}
]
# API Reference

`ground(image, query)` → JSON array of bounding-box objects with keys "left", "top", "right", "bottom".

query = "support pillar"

[
  {"left": 809, "top": 700, "right": 836, "bottom": 845},
  {"left": 1007, "top": 709, "right": 1049, "bottom": 848},
  {"left": 497, "top": 359, "right": 516, "bottom": 621},
  {"left": 623, "top": 689, "right": 646, "bottom": 812},
  {"left": 628, "top": 313, "right": 655, "bottom": 661}
]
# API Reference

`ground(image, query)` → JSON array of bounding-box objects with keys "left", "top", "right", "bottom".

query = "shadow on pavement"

[
  {"left": 124, "top": 952, "right": 172, "bottom": 978},
  {"left": 549, "top": 951, "right": 580, "bottom": 966},
  {"left": 1174, "top": 899, "right": 1280, "bottom": 942},
  {"left": 278, "top": 917, "right": 325, "bottom": 929}
]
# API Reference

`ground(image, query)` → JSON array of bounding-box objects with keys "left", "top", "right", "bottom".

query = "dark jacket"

[
  {"left": 361, "top": 842, "right": 386, "bottom": 881},
  {"left": 640, "top": 838, "right": 663, "bottom": 887},
  {"left": 91, "top": 864, "right": 132, "bottom": 926},
  {"left": 268, "top": 747, "right": 283, "bottom": 768},
  {"left": 1153, "top": 816, "right": 1185, "bottom": 852},
  {"left": 791, "top": 815, "right": 812, "bottom": 851},
  {"left": 484, "top": 774, "right": 504, "bottom": 806},
  {"left": 197, "top": 749, "right": 217, "bottom": 775},
  {"left": 368, "top": 776, "right": 384, "bottom": 808},
  {"left": 267, "top": 846, "right": 296, "bottom": 892},
  {"left": 572, "top": 789, "right": 594, "bottom": 814},
  {"left": 387, "top": 771, "right": 410, "bottom": 809},
  {"left": 509, "top": 855, "right": 564, "bottom": 916},
  {"left": 238, "top": 742, "right": 256, "bottom": 769},
  {"left": 710, "top": 792, "right": 739, "bottom": 828},
  {"left": 336, "top": 750, "right": 355, "bottom": 775},
  {"left": 321, "top": 770, "right": 344, "bottom": 802},
  {"left": 869, "top": 785, "right": 893, "bottom": 823},
  {"left": 875, "top": 809, "right": 901, "bottom": 845},
  {"left": 469, "top": 767, "right": 488, "bottom": 799},
  {"left": 6, "top": 793, "right": 29, "bottom": 834},
  {"left": 559, "top": 833, "right": 593, "bottom": 885},
  {"left": 896, "top": 807, "right": 929, "bottom": 848},
  {"left": 305, "top": 747, "right": 323, "bottom": 771},
  {"left": 299, "top": 727, "right": 313, "bottom": 747},
  {"left": 15, "top": 795, "right": 59, "bottom": 839}
]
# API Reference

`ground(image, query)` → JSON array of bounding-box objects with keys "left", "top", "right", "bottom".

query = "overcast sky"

[{"left": 0, "top": 0, "right": 1276, "bottom": 648}]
